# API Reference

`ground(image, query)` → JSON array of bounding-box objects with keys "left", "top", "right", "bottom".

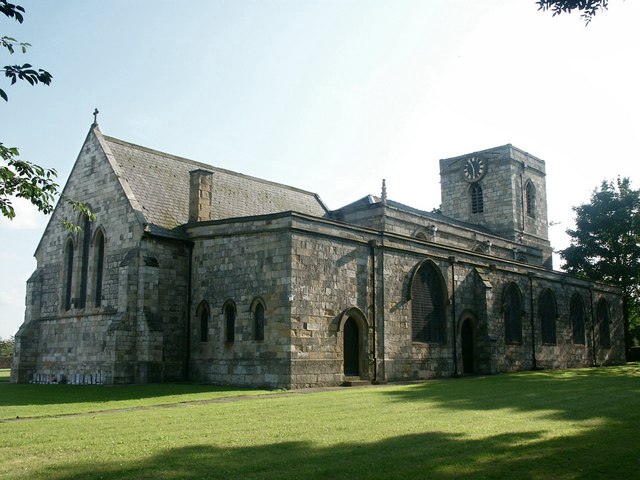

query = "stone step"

[{"left": 342, "top": 377, "right": 370, "bottom": 387}]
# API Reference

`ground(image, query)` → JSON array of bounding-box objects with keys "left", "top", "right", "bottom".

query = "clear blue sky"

[{"left": 1, "top": 0, "right": 639, "bottom": 339}]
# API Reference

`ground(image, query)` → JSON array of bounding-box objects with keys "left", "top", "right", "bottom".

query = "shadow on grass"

[
  {"left": 0, "top": 382, "right": 268, "bottom": 408},
  {"left": 40, "top": 421, "right": 636, "bottom": 480},
  {"left": 383, "top": 364, "right": 640, "bottom": 423},
  {"left": 5, "top": 366, "right": 640, "bottom": 479}
]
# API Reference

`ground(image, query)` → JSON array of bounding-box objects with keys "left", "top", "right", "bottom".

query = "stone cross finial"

[{"left": 92, "top": 108, "right": 99, "bottom": 126}]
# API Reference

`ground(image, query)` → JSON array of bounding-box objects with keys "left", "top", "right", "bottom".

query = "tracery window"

[
  {"left": 539, "top": 289, "right": 557, "bottom": 344},
  {"left": 503, "top": 283, "right": 522, "bottom": 344},
  {"left": 411, "top": 261, "right": 446, "bottom": 343},
  {"left": 470, "top": 183, "right": 484, "bottom": 214},
  {"left": 570, "top": 294, "right": 586, "bottom": 345}
]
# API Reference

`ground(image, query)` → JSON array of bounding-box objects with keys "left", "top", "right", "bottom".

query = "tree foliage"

[
  {"left": 0, "top": 0, "right": 52, "bottom": 103},
  {"left": 1, "top": 0, "right": 93, "bottom": 227},
  {"left": 0, "top": 143, "right": 59, "bottom": 219},
  {"left": 0, "top": 335, "right": 14, "bottom": 356},
  {"left": 1, "top": 0, "right": 58, "bottom": 220},
  {"left": 537, "top": 0, "right": 609, "bottom": 24},
  {"left": 560, "top": 177, "right": 640, "bottom": 350}
]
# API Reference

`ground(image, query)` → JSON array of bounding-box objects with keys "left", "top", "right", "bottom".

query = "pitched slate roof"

[
  {"left": 98, "top": 131, "right": 328, "bottom": 231},
  {"left": 331, "top": 195, "right": 496, "bottom": 236}
]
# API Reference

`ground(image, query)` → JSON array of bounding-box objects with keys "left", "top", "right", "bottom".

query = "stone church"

[{"left": 11, "top": 122, "right": 624, "bottom": 387}]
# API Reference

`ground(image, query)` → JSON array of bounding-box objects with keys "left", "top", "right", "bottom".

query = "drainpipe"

[
  {"left": 528, "top": 272, "right": 537, "bottom": 370},
  {"left": 369, "top": 239, "right": 378, "bottom": 384},
  {"left": 449, "top": 256, "right": 458, "bottom": 375}
]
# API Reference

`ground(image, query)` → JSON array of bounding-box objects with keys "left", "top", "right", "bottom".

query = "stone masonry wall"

[
  {"left": 133, "top": 236, "right": 190, "bottom": 383},
  {"left": 188, "top": 216, "right": 293, "bottom": 388},
  {"left": 284, "top": 214, "right": 623, "bottom": 386},
  {"left": 379, "top": 247, "right": 455, "bottom": 381},
  {"left": 309, "top": 216, "right": 625, "bottom": 383},
  {"left": 12, "top": 128, "right": 145, "bottom": 384},
  {"left": 377, "top": 232, "right": 624, "bottom": 381},
  {"left": 289, "top": 223, "right": 373, "bottom": 387}
]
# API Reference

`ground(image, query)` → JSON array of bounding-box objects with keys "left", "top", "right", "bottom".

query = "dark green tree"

[
  {"left": 537, "top": 0, "right": 609, "bottom": 24},
  {"left": 560, "top": 177, "right": 640, "bottom": 354},
  {"left": 0, "top": 336, "right": 14, "bottom": 356}
]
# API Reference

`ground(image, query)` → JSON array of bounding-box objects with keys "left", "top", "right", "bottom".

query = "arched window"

[
  {"left": 597, "top": 298, "right": 611, "bottom": 348},
  {"left": 94, "top": 230, "right": 105, "bottom": 308},
  {"left": 197, "top": 301, "right": 210, "bottom": 342},
  {"left": 63, "top": 239, "right": 74, "bottom": 311},
  {"left": 539, "top": 289, "right": 557, "bottom": 344},
  {"left": 503, "top": 283, "right": 522, "bottom": 344},
  {"left": 77, "top": 214, "right": 92, "bottom": 309},
  {"left": 470, "top": 183, "right": 484, "bottom": 214},
  {"left": 410, "top": 261, "right": 446, "bottom": 343},
  {"left": 570, "top": 294, "right": 586, "bottom": 345},
  {"left": 525, "top": 181, "right": 536, "bottom": 217},
  {"left": 253, "top": 300, "right": 265, "bottom": 341},
  {"left": 224, "top": 301, "right": 236, "bottom": 343}
]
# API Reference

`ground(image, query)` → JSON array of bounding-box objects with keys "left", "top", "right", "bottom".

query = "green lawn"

[
  {"left": 1, "top": 365, "right": 639, "bottom": 480},
  {"left": 0, "top": 368, "right": 9, "bottom": 382}
]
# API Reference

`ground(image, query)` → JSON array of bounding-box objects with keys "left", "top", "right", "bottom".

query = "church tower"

[{"left": 439, "top": 144, "right": 552, "bottom": 268}]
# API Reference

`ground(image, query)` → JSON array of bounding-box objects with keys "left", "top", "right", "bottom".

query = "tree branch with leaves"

[
  {"left": 537, "top": 0, "right": 610, "bottom": 24},
  {"left": 1, "top": 0, "right": 93, "bottom": 228}
]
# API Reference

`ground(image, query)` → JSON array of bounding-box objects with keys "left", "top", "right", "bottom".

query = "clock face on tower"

[{"left": 463, "top": 156, "right": 486, "bottom": 182}]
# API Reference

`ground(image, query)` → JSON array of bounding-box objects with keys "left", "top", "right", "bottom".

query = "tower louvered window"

[
  {"left": 411, "top": 263, "right": 446, "bottom": 343},
  {"left": 526, "top": 181, "right": 536, "bottom": 217},
  {"left": 470, "top": 183, "right": 484, "bottom": 214}
]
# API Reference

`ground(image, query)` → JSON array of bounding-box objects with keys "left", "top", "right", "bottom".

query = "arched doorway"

[
  {"left": 461, "top": 319, "right": 474, "bottom": 374},
  {"left": 343, "top": 317, "right": 360, "bottom": 376}
]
